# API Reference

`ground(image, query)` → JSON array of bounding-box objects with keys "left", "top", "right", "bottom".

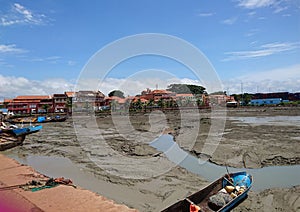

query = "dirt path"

[{"left": 0, "top": 154, "right": 137, "bottom": 212}]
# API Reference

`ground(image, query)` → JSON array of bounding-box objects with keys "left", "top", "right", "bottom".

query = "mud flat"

[{"left": 2, "top": 106, "right": 300, "bottom": 211}]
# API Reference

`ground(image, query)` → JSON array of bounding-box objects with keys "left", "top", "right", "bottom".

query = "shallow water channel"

[
  {"left": 150, "top": 135, "right": 300, "bottom": 191},
  {"left": 3, "top": 134, "right": 299, "bottom": 193}
]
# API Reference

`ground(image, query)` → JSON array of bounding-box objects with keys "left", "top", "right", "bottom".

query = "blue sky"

[{"left": 0, "top": 0, "right": 300, "bottom": 98}]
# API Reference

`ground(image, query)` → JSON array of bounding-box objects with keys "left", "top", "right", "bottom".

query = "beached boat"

[
  {"left": 0, "top": 125, "right": 42, "bottom": 136},
  {"left": 0, "top": 125, "right": 42, "bottom": 151},
  {"left": 162, "top": 171, "right": 253, "bottom": 212},
  {"left": 0, "top": 135, "right": 25, "bottom": 151},
  {"left": 6, "top": 115, "right": 67, "bottom": 124}
]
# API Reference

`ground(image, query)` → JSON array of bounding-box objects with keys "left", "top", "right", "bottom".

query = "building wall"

[{"left": 250, "top": 98, "right": 283, "bottom": 106}]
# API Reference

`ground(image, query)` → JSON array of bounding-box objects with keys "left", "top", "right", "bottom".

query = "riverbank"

[
  {"left": 0, "top": 154, "right": 137, "bottom": 212},
  {"left": 2, "top": 106, "right": 300, "bottom": 211}
]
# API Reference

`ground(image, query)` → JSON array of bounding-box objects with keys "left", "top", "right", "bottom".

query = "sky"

[{"left": 0, "top": 0, "right": 299, "bottom": 99}]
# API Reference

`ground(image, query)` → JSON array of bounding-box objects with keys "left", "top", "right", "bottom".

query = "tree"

[
  {"left": 167, "top": 84, "right": 206, "bottom": 94},
  {"left": 232, "top": 93, "right": 253, "bottom": 105},
  {"left": 42, "top": 104, "right": 50, "bottom": 113},
  {"left": 136, "top": 99, "right": 143, "bottom": 110},
  {"left": 196, "top": 98, "right": 203, "bottom": 106},
  {"left": 210, "top": 91, "right": 226, "bottom": 95},
  {"left": 243, "top": 93, "right": 253, "bottom": 105},
  {"left": 108, "top": 90, "right": 125, "bottom": 98},
  {"left": 147, "top": 99, "right": 154, "bottom": 107}
]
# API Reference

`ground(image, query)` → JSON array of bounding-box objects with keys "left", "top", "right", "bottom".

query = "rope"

[
  {"left": 0, "top": 183, "right": 27, "bottom": 191},
  {"left": 0, "top": 178, "right": 76, "bottom": 192}
]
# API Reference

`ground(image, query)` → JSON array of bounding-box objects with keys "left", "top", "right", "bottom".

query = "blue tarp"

[
  {"left": 0, "top": 109, "right": 8, "bottom": 113},
  {"left": 37, "top": 116, "right": 46, "bottom": 122}
]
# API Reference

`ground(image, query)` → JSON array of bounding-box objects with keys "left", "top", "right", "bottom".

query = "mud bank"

[
  {"left": 0, "top": 154, "right": 136, "bottom": 212},
  {"left": 2, "top": 107, "right": 300, "bottom": 211}
]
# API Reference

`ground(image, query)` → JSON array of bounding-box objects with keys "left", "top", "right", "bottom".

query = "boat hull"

[
  {"left": 6, "top": 116, "right": 67, "bottom": 124},
  {"left": 162, "top": 172, "right": 252, "bottom": 212},
  {"left": 0, "top": 125, "right": 42, "bottom": 151}
]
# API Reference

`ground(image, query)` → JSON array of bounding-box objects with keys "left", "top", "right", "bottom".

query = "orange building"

[
  {"left": 7, "top": 95, "right": 52, "bottom": 114},
  {"left": 140, "top": 89, "right": 175, "bottom": 102}
]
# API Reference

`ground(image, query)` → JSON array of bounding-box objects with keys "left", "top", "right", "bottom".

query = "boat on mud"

[
  {"left": 0, "top": 125, "right": 42, "bottom": 151},
  {"left": 6, "top": 115, "right": 67, "bottom": 124},
  {"left": 162, "top": 171, "right": 253, "bottom": 212}
]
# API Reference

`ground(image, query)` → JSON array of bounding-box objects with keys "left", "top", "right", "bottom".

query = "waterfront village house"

[
  {"left": 209, "top": 95, "right": 235, "bottom": 106},
  {"left": 104, "top": 96, "right": 127, "bottom": 111},
  {"left": 53, "top": 94, "right": 68, "bottom": 113},
  {"left": 7, "top": 95, "right": 53, "bottom": 114},
  {"left": 73, "top": 90, "right": 105, "bottom": 111},
  {"left": 2, "top": 99, "right": 13, "bottom": 109},
  {"left": 65, "top": 91, "right": 75, "bottom": 113},
  {"left": 140, "top": 88, "right": 176, "bottom": 102},
  {"left": 138, "top": 88, "right": 209, "bottom": 107},
  {"left": 174, "top": 93, "right": 198, "bottom": 107}
]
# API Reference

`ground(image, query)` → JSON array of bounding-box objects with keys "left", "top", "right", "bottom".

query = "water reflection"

[
  {"left": 150, "top": 135, "right": 300, "bottom": 191},
  {"left": 3, "top": 134, "right": 299, "bottom": 192},
  {"left": 228, "top": 116, "right": 300, "bottom": 127}
]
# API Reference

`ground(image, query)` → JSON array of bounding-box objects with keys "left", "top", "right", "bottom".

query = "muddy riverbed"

[{"left": 2, "top": 107, "right": 300, "bottom": 211}]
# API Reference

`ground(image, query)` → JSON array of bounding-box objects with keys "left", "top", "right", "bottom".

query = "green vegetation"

[
  {"left": 232, "top": 93, "right": 253, "bottom": 105},
  {"left": 108, "top": 90, "right": 125, "bottom": 98},
  {"left": 167, "top": 84, "right": 206, "bottom": 94}
]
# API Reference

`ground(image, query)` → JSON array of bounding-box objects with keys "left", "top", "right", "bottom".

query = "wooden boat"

[
  {"left": 0, "top": 125, "right": 42, "bottom": 151},
  {"left": 0, "top": 125, "right": 42, "bottom": 136},
  {"left": 0, "top": 134, "right": 25, "bottom": 151},
  {"left": 162, "top": 172, "right": 253, "bottom": 212},
  {"left": 6, "top": 115, "right": 67, "bottom": 124}
]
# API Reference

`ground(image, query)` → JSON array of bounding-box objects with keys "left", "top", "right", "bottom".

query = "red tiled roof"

[
  {"left": 105, "top": 96, "right": 126, "bottom": 104},
  {"left": 139, "top": 98, "right": 148, "bottom": 103},
  {"left": 152, "top": 89, "right": 172, "bottom": 94},
  {"left": 65, "top": 91, "right": 75, "bottom": 97},
  {"left": 15, "top": 95, "right": 51, "bottom": 100},
  {"left": 3, "top": 99, "right": 13, "bottom": 103},
  {"left": 175, "top": 94, "right": 194, "bottom": 97}
]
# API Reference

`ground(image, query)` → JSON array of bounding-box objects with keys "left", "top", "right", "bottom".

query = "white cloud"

[
  {"left": 26, "top": 56, "right": 62, "bottom": 63},
  {"left": 273, "top": 5, "right": 288, "bottom": 13},
  {"left": 223, "top": 64, "right": 300, "bottom": 94},
  {"left": 244, "top": 29, "right": 259, "bottom": 37},
  {"left": 221, "top": 17, "right": 238, "bottom": 25},
  {"left": 2, "top": 66, "right": 299, "bottom": 100},
  {"left": 237, "top": 0, "right": 277, "bottom": 9},
  {"left": 239, "top": 64, "right": 300, "bottom": 81},
  {"left": 68, "top": 60, "right": 77, "bottom": 66},
  {"left": 75, "top": 77, "right": 204, "bottom": 97},
  {"left": 247, "top": 11, "right": 257, "bottom": 16},
  {"left": 0, "top": 44, "right": 26, "bottom": 54},
  {"left": 197, "top": 12, "right": 215, "bottom": 17},
  {"left": 0, "top": 75, "right": 73, "bottom": 99},
  {"left": 223, "top": 42, "right": 300, "bottom": 61},
  {"left": 0, "top": 3, "right": 48, "bottom": 26},
  {"left": 0, "top": 74, "right": 206, "bottom": 100},
  {"left": 237, "top": 0, "right": 291, "bottom": 14}
]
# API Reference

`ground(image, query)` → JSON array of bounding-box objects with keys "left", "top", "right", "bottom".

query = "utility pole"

[{"left": 241, "top": 82, "right": 244, "bottom": 106}]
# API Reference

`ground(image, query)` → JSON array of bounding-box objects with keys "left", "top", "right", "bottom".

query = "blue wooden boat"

[
  {"left": 0, "top": 125, "right": 42, "bottom": 136},
  {"left": 0, "top": 125, "right": 42, "bottom": 151},
  {"left": 7, "top": 115, "right": 67, "bottom": 124},
  {"left": 162, "top": 172, "right": 253, "bottom": 212},
  {"left": 12, "top": 125, "right": 42, "bottom": 136}
]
